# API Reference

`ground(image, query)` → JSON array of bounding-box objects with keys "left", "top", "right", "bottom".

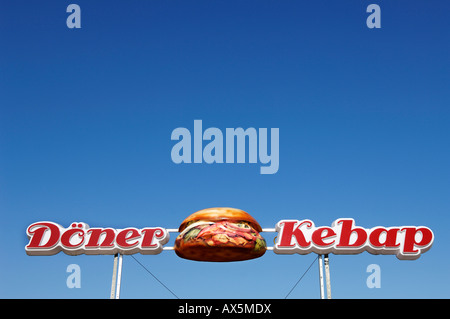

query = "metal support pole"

[
  {"left": 324, "top": 254, "right": 331, "bottom": 299},
  {"left": 115, "top": 253, "right": 123, "bottom": 299},
  {"left": 110, "top": 253, "right": 124, "bottom": 299},
  {"left": 110, "top": 253, "right": 118, "bottom": 299},
  {"left": 318, "top": 255, "right": 325, "bottom": 299}
]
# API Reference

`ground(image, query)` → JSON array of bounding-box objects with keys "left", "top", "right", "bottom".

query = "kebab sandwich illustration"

[{"left": 174, "top": 207, "right": 267, "bottom": 262}]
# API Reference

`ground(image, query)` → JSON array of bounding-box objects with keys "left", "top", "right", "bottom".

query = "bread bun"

[{"left": 178, "top": 207, "right": 263, "bottom": 233}]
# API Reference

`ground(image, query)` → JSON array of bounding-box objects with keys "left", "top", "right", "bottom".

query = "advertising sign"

[
  {"left": 25, "top": 207, "right": 434, "bottom": 261},
  {"left": 274, "top": 218, "right": 434, "bottom": 260},
  {"left": 26, "top": 222, "right": 169, "bottom": 256}
]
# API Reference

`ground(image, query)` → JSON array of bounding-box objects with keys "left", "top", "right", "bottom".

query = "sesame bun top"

[{"left": 178, "top": 207, "right": 263, "bottom": 233}]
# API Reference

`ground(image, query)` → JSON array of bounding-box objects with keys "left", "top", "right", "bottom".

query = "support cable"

[
  {"left": 284, "top": 255, "right": 318, "bottom": 299},
  {"left": 130, "top": 255, "right": 180, "bottom": 299}
]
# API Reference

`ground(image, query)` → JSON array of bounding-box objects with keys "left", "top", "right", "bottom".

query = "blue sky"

[{"left": 1, "top": 0, "right": 449, "bottom": 298}]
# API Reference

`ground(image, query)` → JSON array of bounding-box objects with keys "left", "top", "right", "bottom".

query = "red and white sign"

[
  {"left": 25, "top": 218, "right": 434, "bottom": 260},
  {"left": 274, "top": 218, "right": 434, "bottom": 260},
  {"left": 25, "top": 222, "right": 169, "bottom": 256}
]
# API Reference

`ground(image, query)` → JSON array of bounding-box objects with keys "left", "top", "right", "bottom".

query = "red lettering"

[
  {"left": 401, "top": 227, "right": 434, "bottom": 254},
  {"left": 369, "top": 227, "right": 400, "bottom": 248},
  {"left": 86, "top": 228, "right": 116, "bottom": 248},
  {"left": 116, "top": 228, "right": 141, "bottom": 248},
  {"left": 60, "top": 224, "right": 85, "bottom": 248},
  {"left": 336, "top": 219, "right": 367, "bottom": 247},
  {"left": 25, "top": 221, "right": 169, "bottom": 256},
  {"left": 312, "top": 227, "right": 336, "bottom": 247},
  {"left": 278, "top": 220, "right": 312, "bottom": 247},
  {"left": 141, "top": 228, "right": 165, "bottom": 247},
  {"left": 26, "top": 222, "right": 61, "bottom": 249}
]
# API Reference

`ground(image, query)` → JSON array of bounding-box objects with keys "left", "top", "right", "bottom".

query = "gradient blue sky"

[{"left": 1, "top": 0, "right": 449, "bottom": 298}]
